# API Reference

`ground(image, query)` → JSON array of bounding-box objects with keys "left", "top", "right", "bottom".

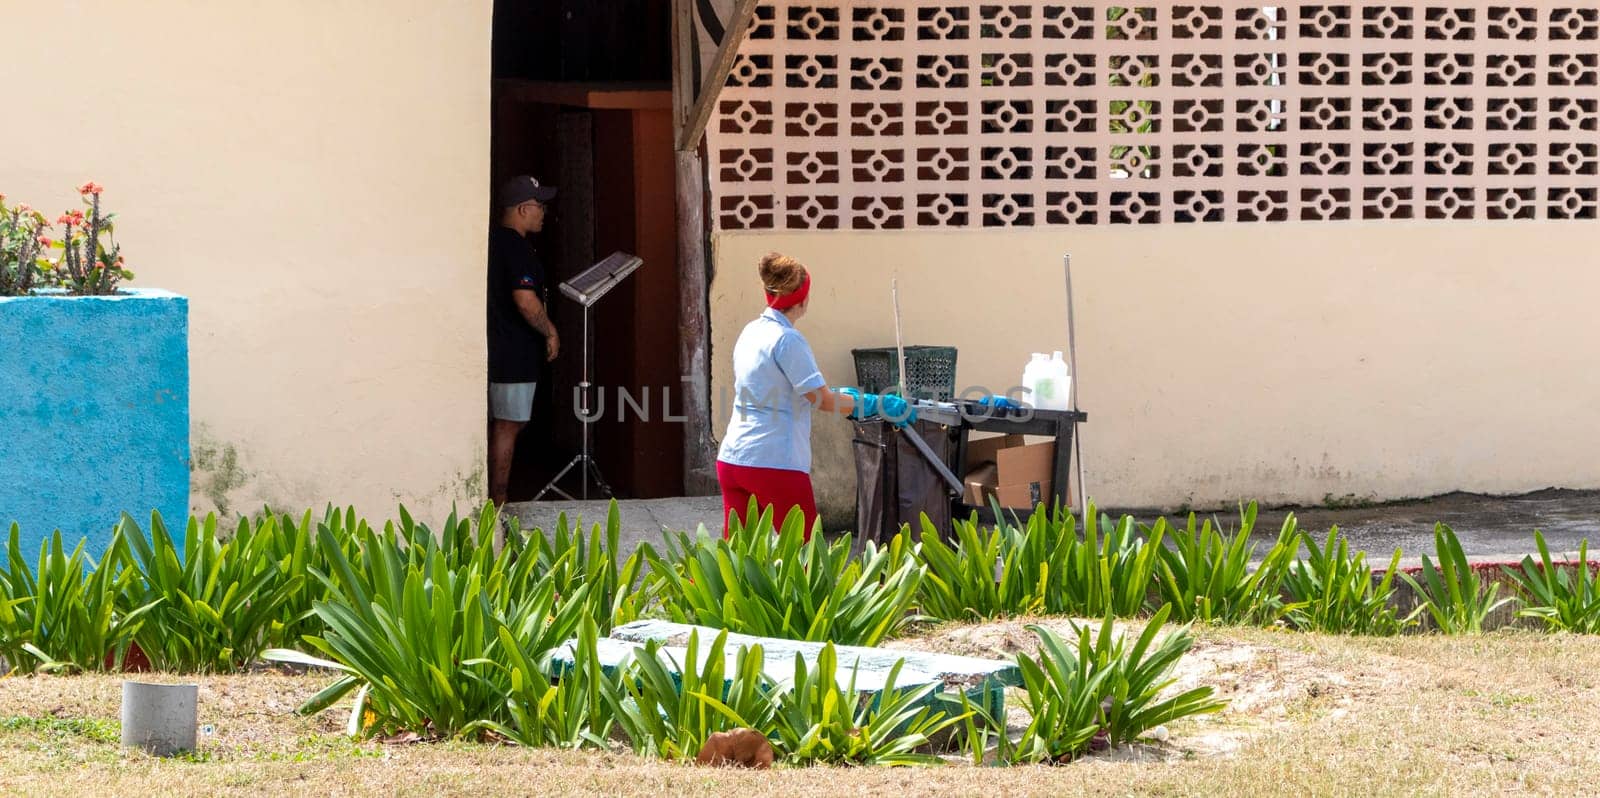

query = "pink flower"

[
  {"left": 56, "top": 213, "right": 74, "bottom": 226},
  {"left": 36, "top": 236, "right": 52, "bottom": 247},
  {"left": 78, "top": 181, "right": 104, "bottom": 196},
  {"left": 17, "top": 203, "right": 31, "bottom": 213}
]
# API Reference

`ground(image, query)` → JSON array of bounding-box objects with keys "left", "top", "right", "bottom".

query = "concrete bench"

[{"left": 552, "top": 620, "right": 1018, "bottom": 721}]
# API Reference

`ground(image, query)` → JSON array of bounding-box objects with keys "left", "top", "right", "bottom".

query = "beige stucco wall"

[
  {"left": 711, "top": 224, "right": 1600, "bottom": 517},
  {"left": 5, "top": 1, "right": 492, "bottom": 518}
]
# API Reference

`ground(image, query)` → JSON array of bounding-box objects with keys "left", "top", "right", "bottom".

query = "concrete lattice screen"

[{"left": 708, "top": 2, "right": 1600, "bottom": 230}]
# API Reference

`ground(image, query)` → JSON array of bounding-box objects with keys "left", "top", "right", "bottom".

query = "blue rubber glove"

[
  {"left": 838, "top": 387, "right": 878, "bottom": 420},
  {"left": 838, "top": 388, "right": 915, "bottom": 427},
  {"left": 878, "top": 394, "right": 917, "bottom": 428},
  {"left": 975, "top": 395, "right": 1020, "bottom": 411}
]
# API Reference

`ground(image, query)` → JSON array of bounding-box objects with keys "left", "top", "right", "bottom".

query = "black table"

[{"left": 913, "top": 403, "right": 1088, "bottom": 518}]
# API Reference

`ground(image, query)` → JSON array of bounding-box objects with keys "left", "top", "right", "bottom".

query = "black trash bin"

[{"left": 851, "top": 418, "right": 954, "bottom": 545}]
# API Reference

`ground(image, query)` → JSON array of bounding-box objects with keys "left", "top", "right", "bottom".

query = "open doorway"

[{"left": 490, "top": 0, "right": 684, "bottom": 500}]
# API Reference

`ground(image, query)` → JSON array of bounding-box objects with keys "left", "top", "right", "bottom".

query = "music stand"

[{"left": 534, "top": 251, "right": 643, "bottom": 502}]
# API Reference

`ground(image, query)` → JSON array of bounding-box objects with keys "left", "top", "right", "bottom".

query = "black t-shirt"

[{"left": 487, "top": 225, "right": 549, "bottom": 383}]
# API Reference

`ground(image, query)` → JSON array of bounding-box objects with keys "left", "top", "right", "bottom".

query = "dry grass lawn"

[{"left": 2, "top": 623, "right": 1598, "bottom": 797}]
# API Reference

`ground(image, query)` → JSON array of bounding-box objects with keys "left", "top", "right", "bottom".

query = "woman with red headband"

[{"left": 716, "top": 252, "right": 913, "bottom": 537}]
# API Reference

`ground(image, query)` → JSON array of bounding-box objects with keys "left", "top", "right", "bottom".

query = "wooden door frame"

[{"left": 671, "top": 0, "right": 759, "bottom": 494}]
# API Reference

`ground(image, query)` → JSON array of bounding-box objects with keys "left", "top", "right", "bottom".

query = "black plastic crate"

[{"left": 851, "top": 346, "right": 958, "bottom": 401}]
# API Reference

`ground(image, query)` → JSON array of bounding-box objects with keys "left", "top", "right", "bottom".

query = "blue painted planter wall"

[{"left": 0, "top": 290, "right": 189, "bottom": 558}]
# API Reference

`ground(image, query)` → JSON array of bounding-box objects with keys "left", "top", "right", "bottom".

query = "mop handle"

[
  {"left": 1064, "top": 254, "right": 1088, "bottom": 515},
  {"left": 892, "top": 278, "right": 908, "bottom": 397},
  {"left": 891, "top": 277, "right": 960, "bottom": 495},
  {"left": 1064, "top": 256, "right": 1080, "bottom": 413}
]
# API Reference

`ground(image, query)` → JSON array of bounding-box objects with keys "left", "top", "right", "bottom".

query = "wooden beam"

[
  {"left": 495, "top": 80, "right": 672, "bottom": 111},
  {"left": 672, "top": 0, "right": 718, "bottom": 495},
  {"left": 671, "top": 0, "right": 696, "bottom": 133},
  {"left": 675, "top": 0, "right": 760, "bottom": 153},
  {"left": 675, "top": 149, "right": 717, "bottom": 494}
]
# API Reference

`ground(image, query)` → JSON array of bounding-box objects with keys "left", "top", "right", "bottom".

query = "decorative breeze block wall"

[{"left": 708, "top": 2, "right": 1600, "bottom": 230}]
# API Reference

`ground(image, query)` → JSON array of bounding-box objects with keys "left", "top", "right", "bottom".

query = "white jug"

[
  {"left": 1027, "top": 351, "right": 1072, "bottom": 411},
  {"left": 1043, "top": 351, "right": 1072, "bottom": 410},
  {"left": 1020, "top": 353, "right": 1046, "bottom": 408}
]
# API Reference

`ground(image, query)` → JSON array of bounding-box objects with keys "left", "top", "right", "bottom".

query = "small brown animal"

[{"left": 695, "top": 728, "right": 775, "bottom": 769}]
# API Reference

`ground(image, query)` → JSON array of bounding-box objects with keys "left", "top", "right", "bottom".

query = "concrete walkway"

[
  {"left": 508, "top": 488, "right": 1600, "bottom": 564},
  {"left": 507, "top": 496, "right": 724, "bottom": 556},
  {"left": 1235, "top": 488, "right": 1600, "bottom": 565}
]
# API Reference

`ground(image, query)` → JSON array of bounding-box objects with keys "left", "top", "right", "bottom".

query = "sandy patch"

[{"left": 886, "top": 617, "right": 1356, "bottom": 759}]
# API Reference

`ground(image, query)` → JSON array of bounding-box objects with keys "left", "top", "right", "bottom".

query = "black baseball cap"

[{"left": 497, "top": 175, "right": 558, "bottom": 208}]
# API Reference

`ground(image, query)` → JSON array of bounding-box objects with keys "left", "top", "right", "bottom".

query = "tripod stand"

[
  {"left": 535, "top": 303, "right": 611, "bottom": 500},
  {"left": 533, "top": 251, "right": 641, "bottom": 502}
]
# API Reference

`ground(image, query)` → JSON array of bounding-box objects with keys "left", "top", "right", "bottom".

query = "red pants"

[{"left": 716, "top": 460, "right": 818, "bottom": 538}]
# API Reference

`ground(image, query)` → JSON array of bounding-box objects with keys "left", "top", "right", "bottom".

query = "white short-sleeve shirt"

[{"left": 717, "top": 308, "right": 827, "bottom": 473}]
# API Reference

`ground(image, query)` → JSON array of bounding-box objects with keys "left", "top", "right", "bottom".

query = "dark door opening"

[{"left": 490, "top": 0, "right": 683, "bottom": 500}]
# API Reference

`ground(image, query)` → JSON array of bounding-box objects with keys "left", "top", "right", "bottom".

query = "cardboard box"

[
  {"left": 997, "top": 440, "right": 1054, "bottom": 485},
  {"left": 961, "top": 435, "right": 1056, "bottom": 509},
  {"left": 963, "top": 462, "right": 998, "bottom": 506},
  {"left": 995, "top": 440, "right": 1055, "bottom": 509},
  {"left": 963, "top": 433, "right": 1025, "bottom": 471},
  {"left": 994, "top": 478, "right": 1053, "bottom": 509}
]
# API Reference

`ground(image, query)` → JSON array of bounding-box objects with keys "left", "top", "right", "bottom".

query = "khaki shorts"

[{"left": 489, "top": 382, "right": 537, "bottom": 422}]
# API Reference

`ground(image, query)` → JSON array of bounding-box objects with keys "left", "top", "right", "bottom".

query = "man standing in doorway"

[{"left": 488, "top": 175, "right": 561, "bottom": 509}]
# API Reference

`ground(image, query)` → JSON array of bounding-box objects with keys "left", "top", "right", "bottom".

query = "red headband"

[{"left": 766, "top": 273, "right": 811, "bottom": 311}]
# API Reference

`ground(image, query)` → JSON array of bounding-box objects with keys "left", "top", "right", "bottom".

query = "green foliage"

[
  {"left": 1051, "top": 504, "right": 1163, "bottom": 618},
  {"left": 16, "top": 493, "right": 1600, "bottom": 764},
  {"left": 1283, "top": 525, "right": 1410, "bottom": 636},
  {"left": 916, "top": 502, "right": 1159, "bottom": 620},
  {"left": 0, "top": 198, "right": 52, "bottom": 297},
  {"left": 0, "top": 500, "right": 640, "bottom": 681},
  {"left": 465, "top": 616, "right": 623, "bottom": 749},
  {"left": 1402, "top": 523, "right": 1516, "bottom": 635},
  {"left": 0, "top": 715, "right": 121, "bottom": 744},
  {"left": 264, "top": 515, "right": 599, "bottom": 739},
  {"left": 642, "top": 503, "right": 923, "bottom": 646},
  {"left": 1503, "top": 532, "right": 1600, "bottom": 633},
  {"left": 1153, "top": 503, "right": 1298, "bottom": 625},
  {"left": 763, "top": 643, "right": 963, "bottom": 766},
  {"left": 515, "top": 625, "right": 961, "bottom": 766},
  {"left": 0, "top": 526, "right": 157, "bottom": 673},
  {"left": 0, "top": 184, "right": 135, "bottom": 296},
  {"left": 916, "top": 510, "right": 1066, "bottom": 621},
  {"left": 1009, "top": 606, "right": 1225, "bottom": 763},
  {"left": 57, "top": 185, "right": 132, "bottom": 296},
  {"left": 613, "top": 628, "right": 775, "bottom": 759},
  {"left": 120, "top": 512, "right": 305, "bottom": 672},
  {"left": 381, "top": 503, "right": 499, "bottom": 571},
  {"left": 944, "top": 689, "right": 1003, "bottom": 765},
  {"left": 520, "top": 504, "right": 651, "bottom": 631},
  {"left": 367, "top": 503, "right": 645, "bottom": 632},
  {"left": 266, "top": 507, "right": 363, "bottom": 649}
]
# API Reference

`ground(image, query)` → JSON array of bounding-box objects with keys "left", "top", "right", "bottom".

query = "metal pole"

[
  {"left": 892, "top": 278, "right": 908, "bottom": 397},
  {"left": 580, "top": 302, "right": 592, "bottom": 500},
  {"left": 1064, "top": 254, "right": 1087, "bottom": 516},
  {"left": 889, "top": 275, "right": 960, "bottom": 496}
]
